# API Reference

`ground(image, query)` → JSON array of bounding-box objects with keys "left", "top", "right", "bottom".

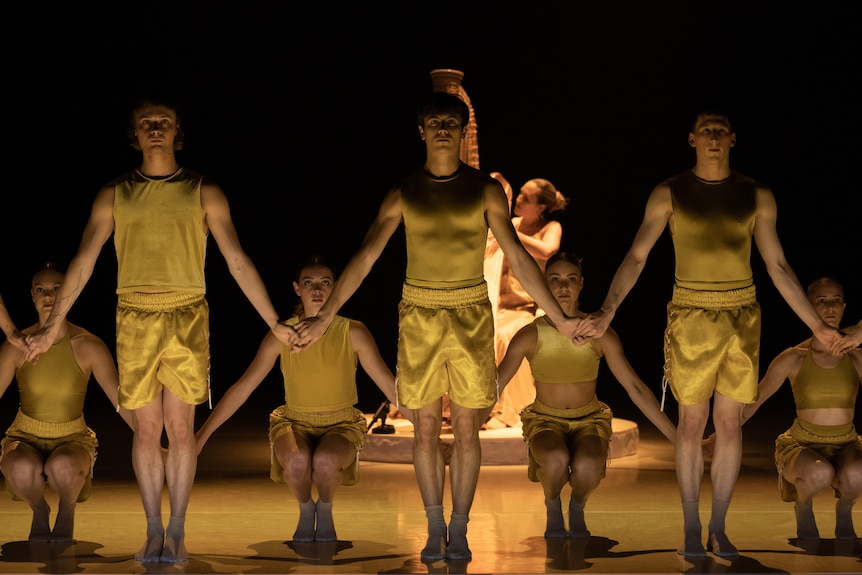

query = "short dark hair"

[
  {"left": 691, "top": 109, "right": 733, "bottom": 133},
  {"left": 416, "top": 92, "right": 469, "bottom": 127},
  {"left": 127, "top": 84, "right": 186, "bottom": 151}
]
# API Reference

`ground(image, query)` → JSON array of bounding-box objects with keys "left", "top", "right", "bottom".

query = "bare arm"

[
  {"left": 76, "top": 328, "right": 135, "bottom": 431},
  {"left": 741, "top": 347, "right": 799, "bottom": 423},
  {"left": 349, "top": 319, "right": 411, "bottom": 422},
  {"left": 587, "top": 184, "right": 672, "bottom": 340},
  {"left": 596, "top": 328, "right": 676, "bottom": 444},
  {"left": 753, "top": 186, "right": 840, "bottom": 348},
  {"left": 495, "top": 323, "right": 537, "bottom": 398},
  {"left": 202, "top": 183, "right": 296, "bottom": 347},
  {"left": 0, "top": 295, "right": 26, "bottom": 352},
  {"left": 293, "top": 187, "right": 403, "bottom": 350},
  {"left": 195, "top": 331, "right": 281, "bottom": 453},
  {"left": 0, "top": 341, "right": 23, "bottom": 399},
  {"left": 27, "top": 185, "right": 116, "bottom": 361}
]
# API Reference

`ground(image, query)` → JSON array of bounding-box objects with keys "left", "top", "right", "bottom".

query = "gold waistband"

[
  {"left": 118, "top": 291, "right": 205, "bottom": 312},
  {"left": 529, "top": 397, "right": 602, "bottom": 418},
  {"left": 671, "top": 284, "right": 756, "bottom": 310},
  {"left": 11, "top": 410, "right": 88, "bottom": 439},
  {"left": 279, "top": 405, "right": 359, "bottom": 426},
  {"left": 401, "top": 282, "right": 489, "bottom": 308},
  {"left": 792, "top": 417, "right": 857, "bottom": 442}
]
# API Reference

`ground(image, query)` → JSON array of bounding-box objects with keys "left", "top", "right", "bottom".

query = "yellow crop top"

[
  {"left": 400, "top": 164, "right": 489, "bottom": 289},
  {"left": 791, "top": 347, "right": 859, "bottom": 410},
  {"left": 529, "top": 316, "right": 602, "bottom": 383},
  {"left": 16, "top": 329, "right": 88, "bottom": 422},
  {"left": 669, "top": 170, "right": 757, "bottom": 291},
  {"left": 279, "top": 316, "right": 358, "bottom": 412},
  {"left": 114, "top": 168, "right": 207, "bottom": 294}
]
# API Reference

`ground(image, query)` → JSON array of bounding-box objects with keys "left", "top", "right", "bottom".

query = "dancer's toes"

[
  {"left": 544, "top": 528, "right": 568, "bottom": 539},
  {"left": 708, "top": 531, "right": 739, "bottom": 558},
  {"left": 314, "top": 527, "right": 337, "bottom": 542},
  {"left": 567, "top": 528, "right": 591, "bottom": 540}
]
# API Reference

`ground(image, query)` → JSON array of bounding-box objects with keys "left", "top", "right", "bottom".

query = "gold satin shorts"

[
  {"left": 268, "top": 405, "right": 368, "bottom": 486},
  {"left": 395, "top": 282, "right": 496, "bottom": 410},
  {"left": 663, "top": 285, "right": 760, "bottom": 405},
  {"left": 1, "top": 411, "right": 97, "bottom": 502},
  {"left": 519, "top": 398, "right": 612, "bottom": 482},
  {"left": 116, "top": 292, "right": 210, "bottom": 409},
  {"left": 774, "top": 418, "right": 860, "bottom": 502}
]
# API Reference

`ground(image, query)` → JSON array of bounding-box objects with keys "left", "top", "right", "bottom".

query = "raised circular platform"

[{"left": 361, "top": 415, "right": 639, "bottom": 465}]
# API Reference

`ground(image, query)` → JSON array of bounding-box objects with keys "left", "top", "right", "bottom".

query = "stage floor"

[{"left": 0, "top": 412, "right": 859, "bottom": 575}]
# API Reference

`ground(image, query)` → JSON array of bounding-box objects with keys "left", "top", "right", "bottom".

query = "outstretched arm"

[
  {"left": 28, "top": 185, "right": 115, "bottom": 362},
  {"left": 0, "top": 294, "right": 26, "bottom": 352},
  {"left": 82, "top": 330, "right": 135, "bottom": 431},
  {"left": 203, "top": 182, "right": 297, "bottom": 348},
  {"left": 753, "top": 186, "right": 840, "bottom": 349},
  {"left": 597, "top": 328, "right": 676, "bottom": 444},
  {"left": 195, "top": 332, "right": 281, "bottom": 453},
  {"left": 481, "top": 323, "right": 537, "bottom": 422},
  {"left": 586, "top": 184, "right": 671, "bottom": 342},
  {"left": 740, "top": 348, "right": 798, "bottom": 424},
  {"left": 293, "top": 187, "right": 403, "bottom": 351},
  {"left": 350, "top": 319, "right": 411, "bottom": 423}
]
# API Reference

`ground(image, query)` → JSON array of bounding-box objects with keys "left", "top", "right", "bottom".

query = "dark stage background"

[{"left": 2, "top": 3, "right": 859, "bottom": 443}]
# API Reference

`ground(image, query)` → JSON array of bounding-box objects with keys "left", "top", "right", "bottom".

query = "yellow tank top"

[
  {"left": 669, "top": 171, "right": 756, "bottom": 291},
  {"left": 114, "top": 168, "right": 207, "bottom": 294},
  {"left": 279, "top": 316, "right": 358, "bottom": 412},
  {"left": 530, "top": 316, "right": 602, "bottom": 383},
  {"left": 792, "top": 347, "right": 859, "bottom": 409},
  {"left": 401, "top": 164, "right": 489, "bottom": 289},
  {"left": 16, "top": 329, "right": 88, "bottom": 422}
]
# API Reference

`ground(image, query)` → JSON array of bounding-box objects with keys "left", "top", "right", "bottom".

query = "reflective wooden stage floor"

[{"left": 1, "top": 412, "right": 859, "bottom": 575}]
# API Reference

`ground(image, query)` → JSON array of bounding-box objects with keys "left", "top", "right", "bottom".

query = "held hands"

[
  {"left": 271, "top": 322, "right": 300, "bottom": 348},
  {"left": 24, "top": 328, "right": 52, "bottom": 365},
  {"left": 832, "top": 322, "right": 862, "bottom": 355},
  {"left": 552, "top": 315, "right": 598, "bottom": 345},
  {"left": 290, "top": 315, "right": 330, "bottom": 352},
  {"left": 5, "top": 329, "right": 29, "bottom": 353},
  {"left": 702, "top": 433, "right": 716, "bottom": 462}
]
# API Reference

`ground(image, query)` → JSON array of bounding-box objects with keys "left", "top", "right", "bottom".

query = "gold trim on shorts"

[
  {"left": 671, "top": 284, "right": 756, "bottom": 310},
  {"left": 526, "top": 397, "right": 603, "bottom": 419},
  {"left": 280, "top": 405, "right": 362, "bottom": 427},
  {"left": 117, "top": 291, "right": 205, "bottom": 312},
  {"left": 401, "top": 281, "right": 489, "bottom": 308},
  {"left": 10, "top": 410, "right": 88, "bottom": 439}
]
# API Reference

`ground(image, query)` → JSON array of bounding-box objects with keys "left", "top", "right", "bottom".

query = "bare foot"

[{"left": 708, "top": 531, "right": 739, "bottom": 558}]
